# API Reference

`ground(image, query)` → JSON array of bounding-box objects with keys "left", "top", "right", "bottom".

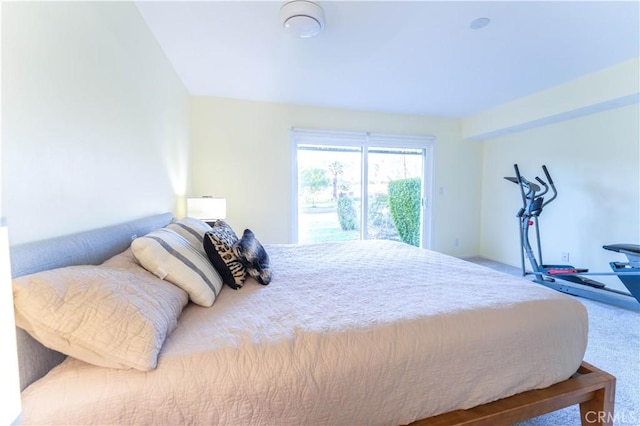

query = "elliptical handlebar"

[
  {"left": 513, "top": 164, "right": 528, "bottom": 210},
  {"left": 542, "top": 165, "right": 553, "bottom": 185},
  {"left": 506, "top": 164, "right": 559, "bottom": 215},
  {"left": 535, "top": 176, "right": 549, "bottom": 197},
  {"left": 540, "top": 164, "right": 557, "bottom": 207}
]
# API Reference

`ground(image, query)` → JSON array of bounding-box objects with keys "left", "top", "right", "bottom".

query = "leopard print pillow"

[{"left": 203, "top": 221, "right": 246, "bottom": 289}]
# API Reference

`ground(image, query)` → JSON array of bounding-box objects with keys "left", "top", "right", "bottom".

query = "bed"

[{"left": 10, "top": 213, "right": 615, "bottom": 425}]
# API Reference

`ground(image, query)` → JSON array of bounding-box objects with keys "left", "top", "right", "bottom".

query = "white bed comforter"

[{"left": 21, "top": 240, "right": 588, "bottom": 425}]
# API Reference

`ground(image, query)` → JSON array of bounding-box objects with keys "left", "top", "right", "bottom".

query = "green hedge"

[
  {"left": 388, "top": 178, "right": 421, "bottom": 246},
  {"left": 337, "top": 195, "right": 358, "bottom": 231}
]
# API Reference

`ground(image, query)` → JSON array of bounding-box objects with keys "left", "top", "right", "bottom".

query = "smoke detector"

[{"left": 280, "top": 1, "right": 325, "bottom": 38}]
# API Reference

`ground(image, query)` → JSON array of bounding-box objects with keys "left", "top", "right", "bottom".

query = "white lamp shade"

[
  {"left": 0, "top": 227, "right": 22, "bottom": 424},
  {"left": 187, "top": 197, "right": 226, "bottom": 220}
]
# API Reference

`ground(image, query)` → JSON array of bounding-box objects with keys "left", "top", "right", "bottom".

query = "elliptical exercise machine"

[{"left": 505, "top": 164, "right": 640, "bottom": 311}]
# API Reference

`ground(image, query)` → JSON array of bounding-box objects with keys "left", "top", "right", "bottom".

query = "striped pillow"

[
  {"left": 131, "top": 228, "right": 223, "bottom": 307},
  {"left": 166, "top": 217, "right": 211, "bottom": 256}
]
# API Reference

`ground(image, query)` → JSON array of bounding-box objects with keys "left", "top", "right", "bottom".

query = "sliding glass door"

[{"left": 293, "top": 130, "right": 433, "bottom": 248}]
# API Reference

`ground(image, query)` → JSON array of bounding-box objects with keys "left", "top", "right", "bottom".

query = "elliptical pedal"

[
  {"left": 542, "top": 264, "right": 588, "bottom": 274},
  {"left": 577, "top": 277, "right": 606, "bottom": 289},
  {"left": 541, "top": 265, "right": 606, "bottom": 289}
]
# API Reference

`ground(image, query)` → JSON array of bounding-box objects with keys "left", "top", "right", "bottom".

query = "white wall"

[
  {"left": 190, "top": 96, "right": 482, "bottom": 256},
  {"left": 1, "top": 2, "right": 190, "bottom": 245},
  {"left": 479, "top": 103, "right": 639, "bottom": 291}
]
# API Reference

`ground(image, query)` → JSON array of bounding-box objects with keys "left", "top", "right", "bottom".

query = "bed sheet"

[{"left": 21, "top": 240, "right": 588, "bottom": 425}]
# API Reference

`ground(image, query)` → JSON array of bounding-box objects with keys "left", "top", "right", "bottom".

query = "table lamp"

[{"left": 187, "top": 197, "right": 226, "bottom": 225}]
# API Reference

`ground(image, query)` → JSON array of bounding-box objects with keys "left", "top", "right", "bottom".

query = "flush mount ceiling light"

[{"left": 280, "top": 0, "right": 325, "bottom": 38}]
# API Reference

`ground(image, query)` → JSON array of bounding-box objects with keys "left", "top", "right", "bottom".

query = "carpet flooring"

[{"left": 464, "top": 257, "right": 639, "bottom": 426}]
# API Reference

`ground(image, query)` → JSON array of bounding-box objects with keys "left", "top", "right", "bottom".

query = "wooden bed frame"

[
  {"left": 11, "top": 214, "right": 616, "bottom": 425},
  {"left": 411, "top": 362, "right": 615, "bottom": 426}
]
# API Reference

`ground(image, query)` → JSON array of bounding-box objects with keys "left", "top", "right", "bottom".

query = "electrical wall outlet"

[{"left": 561, "top": 252, "right": 570, "bottom": 262}]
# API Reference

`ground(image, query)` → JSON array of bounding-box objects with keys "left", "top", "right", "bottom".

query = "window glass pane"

[
  {"left": 297, "top": 144, "right": 362, "bottom": 243},
  {"left": 367, "top": 147, "right": 423, "bottom": 246}
]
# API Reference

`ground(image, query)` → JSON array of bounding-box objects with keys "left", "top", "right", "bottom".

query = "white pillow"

[
  {"left": 166, "top": 216, "right": 211, "bottom": 256},
  {"left": 131, "top": 228, "right": 223, "bottom": 307},
  {"left": 13, "top": 263, "right": 188, "bottom": 371}
]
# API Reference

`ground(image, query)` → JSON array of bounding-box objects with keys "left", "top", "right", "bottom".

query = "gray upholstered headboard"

[{"left": 10, "top": 212, "right": 174, "bottom": 391}]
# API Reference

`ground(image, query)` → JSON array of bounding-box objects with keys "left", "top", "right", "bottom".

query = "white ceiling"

[{"left": 135, "top": 1, "right": 640, "bottom": 118}]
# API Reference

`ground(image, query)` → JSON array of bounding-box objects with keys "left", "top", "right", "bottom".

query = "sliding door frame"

[{"left": 290, "top": 127, "right": 435, "bottom": 248}]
